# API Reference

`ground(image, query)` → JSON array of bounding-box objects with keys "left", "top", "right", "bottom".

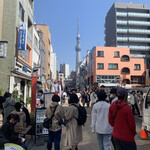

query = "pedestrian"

[
  {"left": 65, "top": 93, "right": 82, "bottom": 150},
  {"left": 91, "top": 91, "right": 112, "bottom": 150},
  {"left": 45, "top": 95, "right": 65, "bottom": 150},
  {"left": 110, "top": 88, "right": 118, "bottom": 104},
  {"left": 38, "top": 89, "right": 44, "bottom": 108},
  {"left": 20, "top": 101, "right": 30, "bottom": 127},
  {"left": 86, "top": 92, "right": 90, "bottom": 107},
  {"left": 3, "top": 92, "right": 15, "bottom": 123},
  {"left": 138, "top": 91, "right": 144, "bottom": 117},
  {"left": 0, "top": 114, "right": 27, "bottom": 150},
  {"left": 130, "top": 91, "right": 140, "bottom": 116},
  {"left": 81, "top": 92, "right": 86, "bottom": 107},
  {"left": 109, "top": 88, "right": 137, "bottom": 150},
  {"left": 90, "top": 90, "right": 98, "bottom": 110},
  {"left": 11, "top": 102, "right": 26, "bottom": 134}
]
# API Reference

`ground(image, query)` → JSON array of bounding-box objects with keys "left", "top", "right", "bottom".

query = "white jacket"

[
  {"left": 130, "top": 94, "right": 139, "bottom": 105},
  {"left": 91, "top": 101, "right": 112, "bottom": 134}
]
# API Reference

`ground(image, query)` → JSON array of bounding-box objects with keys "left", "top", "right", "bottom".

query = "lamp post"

[{"left": 0, "top": 41, "right": 8, "bottom": 58}]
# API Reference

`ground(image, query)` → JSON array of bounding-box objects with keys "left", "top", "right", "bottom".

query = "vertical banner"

[{"left": 18, "top": 23, "right": 27, "bottom": 50}]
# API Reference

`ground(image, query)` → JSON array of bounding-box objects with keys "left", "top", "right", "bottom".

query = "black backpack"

[{"left": 71, "top": 104, "right": 87, "bottom": 126}]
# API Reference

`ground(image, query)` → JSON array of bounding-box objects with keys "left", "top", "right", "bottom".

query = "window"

[
  {"left": 108, "top": 64, "right": 118, "bottom": 69},
  {"left": 97, "top": 63, "right": 104, "bottom": 69},
  {"left": 97, "top": 51, "right": 104, "bottom": 57},
  {"left": 121, "top": 55, "right": 130, "bottom": 61},
  {"left": 134, "top": 64, "right": 141, "bottom": 70},
  {"left": 19, "top": 3, "right": 24, "bottom": 22},
  {"left": 114, "top": 51, "right": 120, "bottom": 57}
]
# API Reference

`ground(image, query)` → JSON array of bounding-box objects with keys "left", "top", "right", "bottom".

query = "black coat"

[
  {"left": 22, "top": 107, "right": 30, "bottom": 127},
  {"left": 0, "top": 122, "right": 19, "bottom": 142}
]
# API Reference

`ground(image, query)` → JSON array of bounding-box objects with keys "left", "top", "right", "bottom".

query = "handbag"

[{"left": 43, "top": 105, "right": 58, "bottom": 129}]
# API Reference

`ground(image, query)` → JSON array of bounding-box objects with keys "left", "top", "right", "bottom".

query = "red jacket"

[{"left": 109, "top": 100, "right": 136, "bottom": 142}]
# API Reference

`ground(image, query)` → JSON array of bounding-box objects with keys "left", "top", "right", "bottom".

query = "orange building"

[{"left": 88, "top": 47, "right": 146, "bottom": 88}]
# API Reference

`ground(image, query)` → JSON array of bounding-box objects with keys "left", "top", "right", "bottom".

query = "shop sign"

[
  {"left": 18, "top": 23, "right": 27, "bottom": 50},
  {"left": 22, "top": 65, "right": 27, "bottom": 72},
  {"left": 0, "top": 41, "right": 8, "bottom": 58}
]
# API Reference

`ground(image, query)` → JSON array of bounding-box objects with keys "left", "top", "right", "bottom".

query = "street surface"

[{"left": 30, "top": 107, "right": 150, "bottom": 150}]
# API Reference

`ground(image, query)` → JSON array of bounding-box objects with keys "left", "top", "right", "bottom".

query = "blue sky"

[{"left": 34, "top": 0, "right": 150, "bottom": 72}]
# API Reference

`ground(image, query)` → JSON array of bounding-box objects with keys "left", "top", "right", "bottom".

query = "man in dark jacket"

[
  {"left": 20, "top": 101, "right": 30, "bottom": 127},
  {"left": 109, "top": 88, "right": 137, "bottom": 150}
]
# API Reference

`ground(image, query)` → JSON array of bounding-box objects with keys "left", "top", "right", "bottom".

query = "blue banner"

[{"left": 18, "top": 29, "right": 26, "bottom": 50}]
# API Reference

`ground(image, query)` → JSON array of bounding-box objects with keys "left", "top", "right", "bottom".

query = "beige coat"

[
  {"left": 45, "top": 102, "right": 65, "bottom": 131},
  {"left": 65, "top": 103, "right": 82, "bottom": 147},
  {"left": 11, "top": 110, "right": 26, "bottom": 133}
]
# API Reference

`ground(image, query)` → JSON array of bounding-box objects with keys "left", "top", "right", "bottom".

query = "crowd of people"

[
  {"left": 0, "top": 87, "right": 144, "bottom": 150},
  {"left": 0, "top": 92, "right": 30, "bottom": 149}
]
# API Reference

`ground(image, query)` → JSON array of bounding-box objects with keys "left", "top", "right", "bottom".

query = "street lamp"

[{"left": 0, "top": 41, "right": 8, "bottom": 58}]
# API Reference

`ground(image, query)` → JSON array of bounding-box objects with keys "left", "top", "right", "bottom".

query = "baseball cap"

[{"left": 117, "top": 88, "right": 128, "bottom": 97}]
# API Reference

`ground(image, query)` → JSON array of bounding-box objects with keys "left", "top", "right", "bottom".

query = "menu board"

[{"left": 35, "top": 108, "right": 48, "bottom": 135}]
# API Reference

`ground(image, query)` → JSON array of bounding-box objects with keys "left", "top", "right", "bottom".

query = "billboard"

[{"left": 18, "top": 23, "right": 27, "bottom": 50}]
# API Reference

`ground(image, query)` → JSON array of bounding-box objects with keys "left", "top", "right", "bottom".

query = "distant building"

[
  {"left": 60, "top": 63, "right": 69, "bottom": 79},
  {"left": 88, "top": 47, "right": 146, "bottom": 88},
  {"left": 50, "top": 45, "right": 57, "bottom": 81},
  {"left": 105, "top": 2, "right": 150, "bottom": 80},
  {"left": 71, "top": 71, "right": 76, "bottom": 80}
]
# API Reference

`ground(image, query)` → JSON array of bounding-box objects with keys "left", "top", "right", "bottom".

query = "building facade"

[
  {"left": 36, "top": 25, "right": 51, "bottom": 81},
  {"left": 88, "top": 47, "right": 146, "bottom": 88},
  {"left": 50, "top": 51, "right": 57, "bottom": 81},
  {"left": 0, "top": 0, "right": 34, "bottom": 103},
  {"left": 60, "top": 63, "right": 69, "bottom": 79},
  {"left": 105, "top": 2, "right": 150, "bottom": 80}
]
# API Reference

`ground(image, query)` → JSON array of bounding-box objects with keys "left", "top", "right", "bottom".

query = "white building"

[
  {"left": 32, "top": 25, "right": 40, "bottom": 78},
  {"left": 60, "top": 63, "right": 69, "bottom": 79},
  {"left": 50, "top": 45, "right": 57, "bottom": 81}
]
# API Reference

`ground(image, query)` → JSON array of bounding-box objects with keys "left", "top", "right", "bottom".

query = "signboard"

[
  {"left": 35, "top": 108, "right": 48, "bottom": 135},
  {"left": 0, "top": 41, "right": 8, "bottom": 58},
  {"left": 4, "top": 143, "right": 24, "bottom": 150},
  {"left": 18, "top": 23, "right": 27, "bottom": 50}
]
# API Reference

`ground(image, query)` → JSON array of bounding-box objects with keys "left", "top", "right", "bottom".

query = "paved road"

[{"left": 30, "top": 107, "right": 150, "bottom": 150}]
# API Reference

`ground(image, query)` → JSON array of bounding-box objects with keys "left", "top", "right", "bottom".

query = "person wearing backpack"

[
  {"left": 45, "top": 95, "right": 65, "bottom": 150},
  {"left": 65, "top": 93, "right": 83, "bottom": 150},
  {"left": 91, "top": 91, "right": 112, "bottom": 150}
]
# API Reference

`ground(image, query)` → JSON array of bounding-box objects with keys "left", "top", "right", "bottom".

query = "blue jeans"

[
  {"left": 96, "top": 133, "right": 112, "bottom": 150},
  {"left": 19, "top": 142, "right": 27, "bottom": 150},
  {"left": 113, "top": 137, "right": 137, "bottom": 150},
  {"left": 47, "top": 129, "right": 61, "bottom": 150}
]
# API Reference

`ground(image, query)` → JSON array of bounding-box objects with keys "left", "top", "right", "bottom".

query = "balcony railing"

[
  {"left": 117, "top": 37, "right": 128, "bottom": 42},
  {"left": 116, "top": 20, "right": 127, "bottom": 25},
  {"left": 27, "top": 30, "right": 32, "bottom": 45},
  {"left": 128, "top": 20, "right": 150, "bottom": 26},
  {"left": 117, "top": 29, "right": 128, "bottom": 33},
  {"left": 129, "top": 37, "right": 150, "bottom": 42},
  {"left": 128, "top": 29, "right": 150, "bottom": 34},
  {"left": 128, "top": 12, "right": 150, "bottom": 18},
  {"left": 116, "top": 12, "right": 127, "bottom": 17}
]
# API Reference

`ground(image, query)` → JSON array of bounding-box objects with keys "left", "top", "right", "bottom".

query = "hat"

[
  {"left": 52, "top": 95, "right": 60, "bottom": 102},
  {"left": 117, "top": 88, "right": 128, "bottom": 97},
  {"left": 69, "top": 93, "right": 79, "bottom": 104},
  {"left": 54, "top": 91, "right": 59, "bottom": 95}
]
